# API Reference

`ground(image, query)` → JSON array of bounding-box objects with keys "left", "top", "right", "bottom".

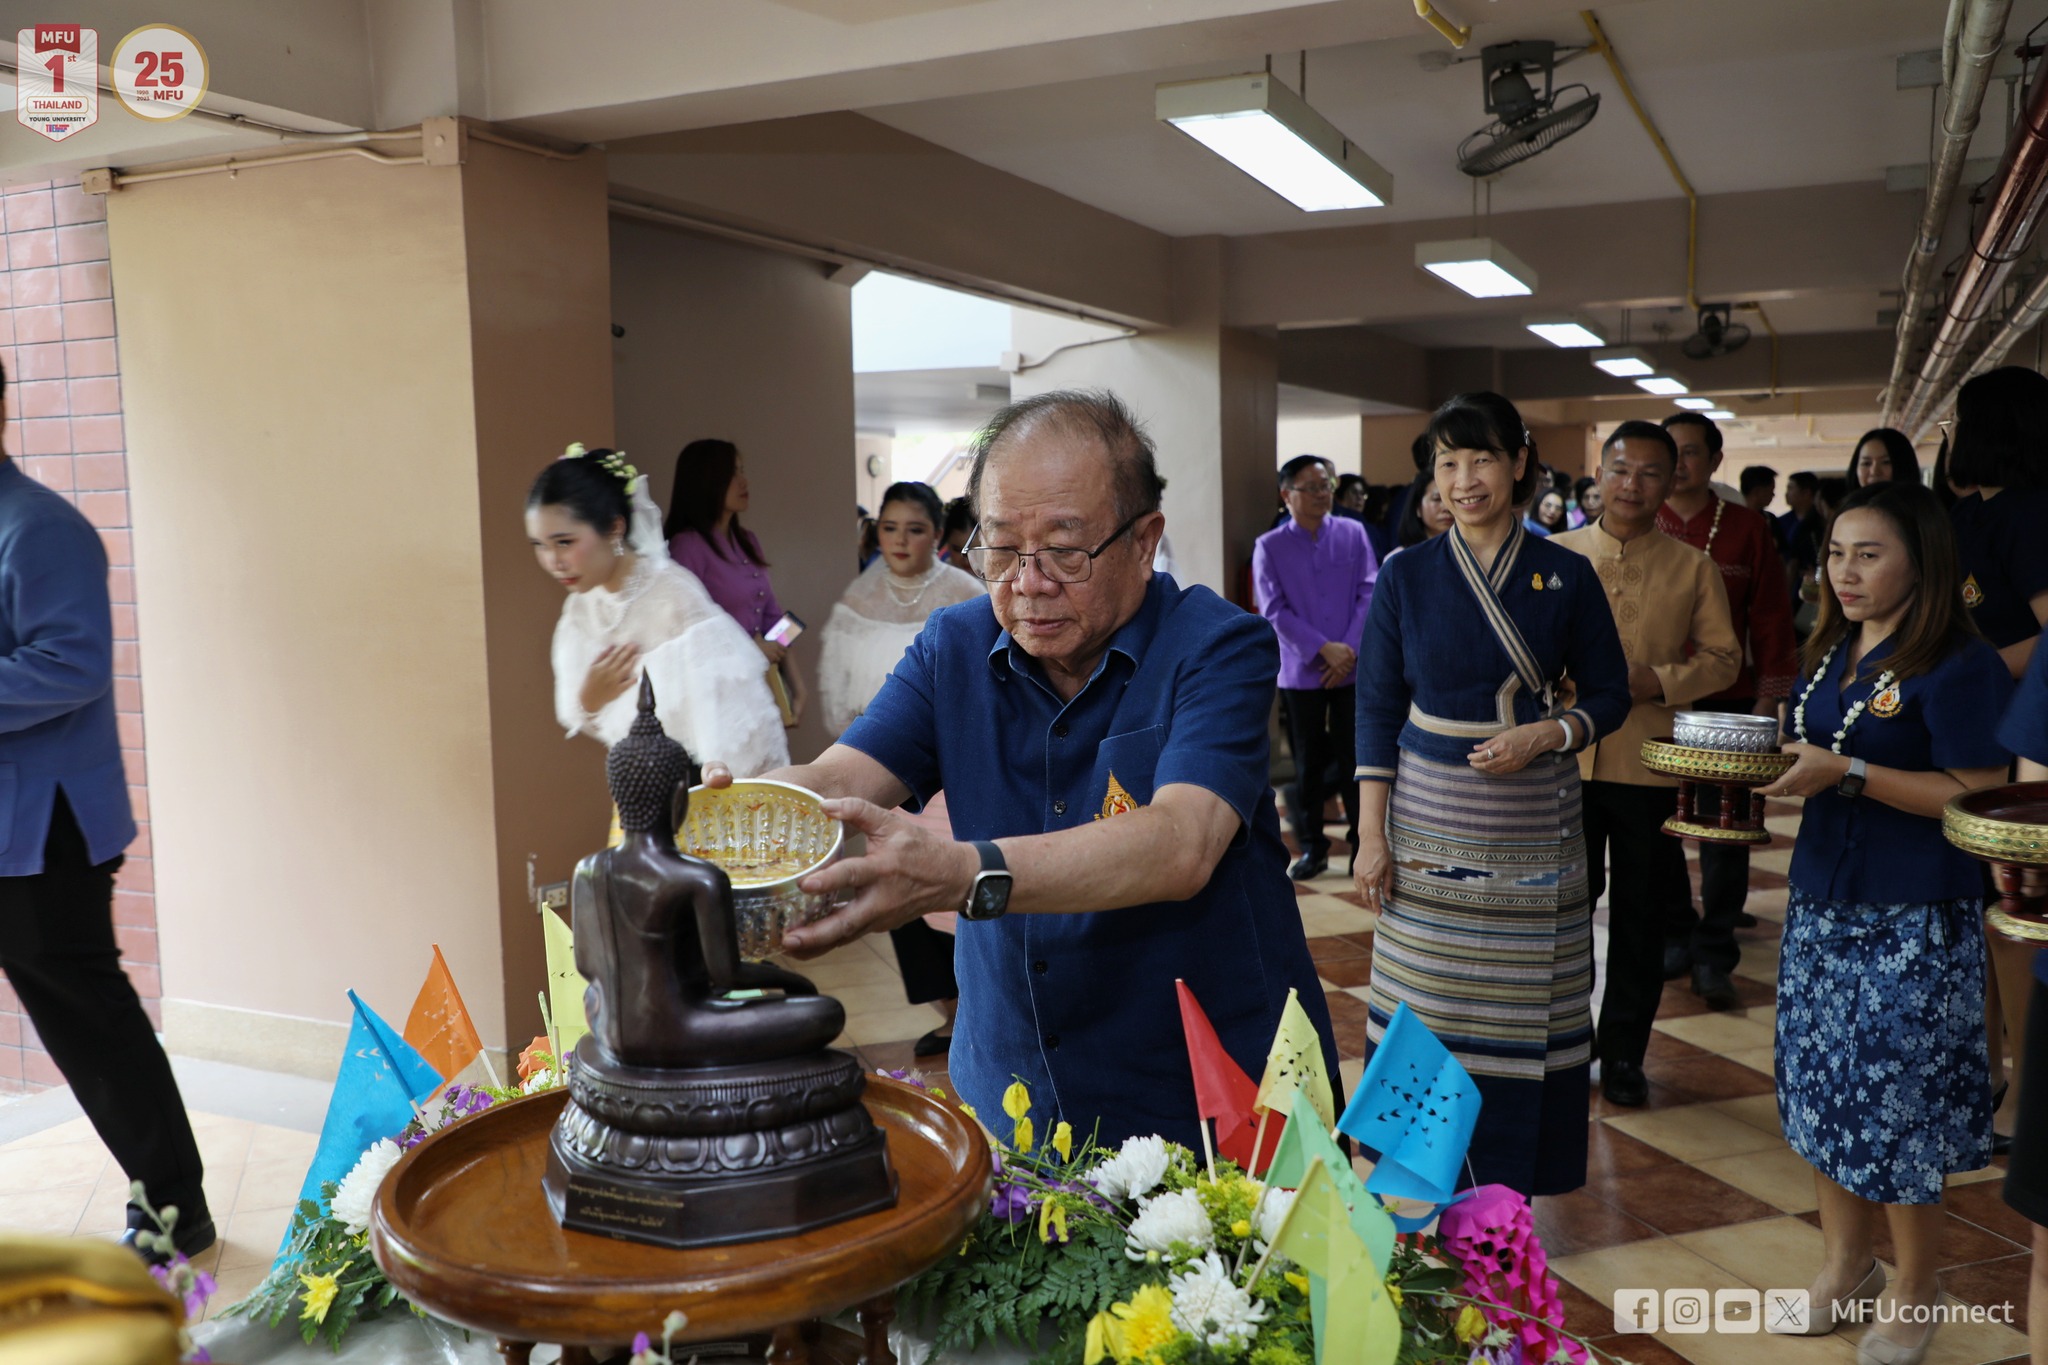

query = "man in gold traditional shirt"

[{"left": 1550, "top": 422, "right": 1740, "bottom": 1108}]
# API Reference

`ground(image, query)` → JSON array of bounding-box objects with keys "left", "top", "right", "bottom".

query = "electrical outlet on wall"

[{"left": 539, "top": 881, "right": 569, "bottom": 912}]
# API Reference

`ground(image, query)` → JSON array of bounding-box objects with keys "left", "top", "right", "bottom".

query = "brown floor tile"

[
  {"left": 1946, "top": 1180, "right": 2038, "bottom": 1248},
  {"left": 1653, "top": 973, "right": 1777, "bottom": 1019},
  {"left": 1550, "top": 1274, "right": 1618, "bottom": 1341},
  {"left": 1317, "top": 956, "right": 1373, "bottom": 989},
  {"left": 1600, "top": 1163, "right": 1780, "bottom": 1236},
  {"left": 1322, "top": 989, "right": 1373, "bottom": 1059},
  {"left": 1587, "top": 1122, "right": 1682, "bottom": 1180},
  {"left": 1793, "top": 1207, "right": 2023, "bottom": 1267},
  {"left": 1306, "top": 935, "right": 1366, "bottom": 964},
  {"left": 1940, "top": 1254, "right": 2032, "bottom": 1333},
  {"left": 1588, "top": 1076, "right": 1696, "bottom": 1119},
  {"left": 1644, "top": 1032, "right": 1712, "bottom": 1064},
  {"left": 1336, "top": 932, "right": 1376, "bottom": 953},
  {"left": 1532, "top": 1188, "right": 1659, "bottom": 1257},
  {"left": 1328, "top": 889, "right": 1373, "bottom": 909},
  {"left": 856, "top": 1038, "right": 930, "bottom": 1074},
  {"left": 1653, "top": 1052, "right": 1778, "bottom": 1103}
]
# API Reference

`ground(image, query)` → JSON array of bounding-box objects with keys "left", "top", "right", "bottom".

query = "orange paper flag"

[{"left": 403, "top": 945, "right": 487, "bottom": 1089}]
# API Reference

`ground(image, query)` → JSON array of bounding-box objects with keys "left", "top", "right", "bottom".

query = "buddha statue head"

[{"left": 608, "top": 675, "right": 696, "bottom": 834}]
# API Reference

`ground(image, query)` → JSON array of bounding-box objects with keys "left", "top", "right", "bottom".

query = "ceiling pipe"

[
  {"left": 1881, "top": 0, "right": 2014, "bottom": 424},
  {"left": 1914, "top": 262, "right": 2048, "bottom": 431},
  {"left": 1897, "top": 49, "right": 2048, "bottom": 433}
]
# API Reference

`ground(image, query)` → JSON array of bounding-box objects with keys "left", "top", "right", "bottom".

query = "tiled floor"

[{"left": 0, "top": 790, "right": 2033, "bottom": 1363}]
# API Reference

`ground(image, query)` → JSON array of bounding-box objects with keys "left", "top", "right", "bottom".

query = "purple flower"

[
  {"left": 878, "top": 1068, "right": 932, "bottom": 1092},
  {"left": 989, "top": 1153, "right": 1035, "bottom": 1223},
  {"left": 632, "top": 1331, "right": 651, "bottom": 1353},
  {"left": 191, "top": 1348, "right": 212, "bottom": 1364}
]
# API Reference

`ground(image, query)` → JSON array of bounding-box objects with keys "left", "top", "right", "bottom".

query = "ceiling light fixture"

[
  {"left": 1525, "top": 314, "right": 1607, "bottom": 348},
  {"left": 1157, "top": 73, "right": 1393, "bottom": 212},
  {"left": 1634, "top": 375, "right": 1688, "bottom": 396},
  {"left": 1414, "top": 237, "right": 1537, "bottom": 298},
  {"left": 1591, "top": 347, "right": 1655, "bottom": 377},
  {"left": 1704, "top": 408, "right": 1735, "bottom": 420},
  {"left": 1673, "top": 397, "right": 1715, "bottom": 411}
]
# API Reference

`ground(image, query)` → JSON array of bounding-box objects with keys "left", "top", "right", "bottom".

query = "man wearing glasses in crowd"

[{"left": 701, "top": 389, "right": 1336, "bottom": 1148}]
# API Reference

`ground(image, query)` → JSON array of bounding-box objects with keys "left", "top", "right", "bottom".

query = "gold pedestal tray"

[
  {"left": 1944, "top": 782, "right": 2048, "bottom": 943},
  {"left": 1640, "top": 740, "right": 1795, "bottom": 846},
  {"left": 370, "top": 1078, "right": 990, "bottom": 1364}
]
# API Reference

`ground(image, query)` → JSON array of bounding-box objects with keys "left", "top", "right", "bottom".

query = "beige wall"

[
  {"left": 108, "top": 136, "right": 616, "bottom": 1073},
  {"left": 608, "top": 218, "right": 857, "bottom": 764},
  {"left": 1278, "top": 417, "right": 1363, "bottom": 478}
]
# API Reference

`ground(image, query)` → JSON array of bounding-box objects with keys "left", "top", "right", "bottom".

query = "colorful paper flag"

[
  {"left": 293, "top": 992, "right": 443, "bottom": 1213},
  {"left": 1264, "top": 1091, "right": 1394, "bottom": 1273},
  {"left": 1339, "top": 1002, "right": 1481, "bottom": 1207},
  {"left": 1268, "top": 1159, "right": 1402, "bottom": 1365},
  {"left": 1254, "top": 986, "right": 1335, "bottom": 1131},
  {"left": 403, "top": 945, "right": 486, "bottom": 1089},
  {"left": 1175, "top": 979, "right": 1284, "bottom": 1172},
  {"left": 541, "top": 902, "right": 589, "bottom": 1052}
]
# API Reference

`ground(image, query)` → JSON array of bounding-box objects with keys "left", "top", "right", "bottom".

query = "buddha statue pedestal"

[{"left": 1944, "top": 781, "right": 2048, "bottom": 943}]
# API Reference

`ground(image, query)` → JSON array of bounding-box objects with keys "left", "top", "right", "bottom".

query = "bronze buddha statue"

[{"left": 544, "top": 678, "right": 897, "bottom": 1249}]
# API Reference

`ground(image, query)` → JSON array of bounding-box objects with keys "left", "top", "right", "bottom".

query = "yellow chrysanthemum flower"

[
  {"left": 1013, "top": 1115, "right": 1035, "bottom": 1153},
  {"left": 1111, "top": 1284, "right": 1180, "bottom": 1362},
  {"left": 1386, "top": 1280, "right": 1403, "bottom": 1308},
  {"left": 1454, "top": 1304, "right": 1489, "bottom": 1345},
  {"left": 1230, "top": 1219, "right": 1252, "bottom": 1239},
  {"left": 298, "top": 1272, "right": 340, "bottom": 1325},
  {"left": 1284, "top": 1271, "right": 1310, "bottom": 1294},
  {"left": 1083, "top": 1311, "right": 1114, "bottom": 1365},
  {"left": 1052, "top": 1121, "right": 1073, "bottom": 1161},
  {"left": 1002, "top": 1081, "right": 1032, "bottom": 1120}
]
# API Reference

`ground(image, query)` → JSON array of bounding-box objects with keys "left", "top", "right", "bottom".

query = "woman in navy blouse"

[
  {"left": 1352, "top": 392, "right": 1630, "bottom": 1197},
  {"left": 1755, "top": 481, "right": 2012, "bottom": 1361}
]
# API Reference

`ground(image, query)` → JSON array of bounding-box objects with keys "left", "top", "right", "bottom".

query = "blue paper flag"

[
  {"left": 293, "top": 991, "right": 445, "bottom": 1214},
  {"left": 1338, "top": 1003, "right": 1481, "bottom": 1206}
]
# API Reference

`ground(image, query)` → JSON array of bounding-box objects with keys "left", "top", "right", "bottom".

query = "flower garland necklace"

[
  {"left": 1792, "top": 640, "right": 1897, "bottom": 754},
  {"left": 885, "top": 560, "right": 946, "bottom": 608},
  {"left": 1701, "top": 497, "right": 1724, "bottom": 555}
]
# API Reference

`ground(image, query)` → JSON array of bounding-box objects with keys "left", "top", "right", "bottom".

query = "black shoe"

[
  {"left": 1662, "top": 941, "right": 1693, "bottom": 981},
  {"left": 912, "top": 1029, "right": 952, "bottom": 1058},
  {"left": 1601, "top": 1059, "right": 1649, "bottom": 1107},
  {"left": 1288, "top": 853, "right": 1329, "bottom": 882},
  {"left": 1691, "top": 964, "right": 1741, "bottom": 1010},
  {"left": 1733, "top": 911, "right": 1759, "bottom": 928},
  {"left": 121, "top": 1206, "right": 216, "bottom": 1266}
]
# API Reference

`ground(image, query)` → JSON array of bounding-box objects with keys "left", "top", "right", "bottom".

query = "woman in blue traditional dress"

[
  {"left": 1756, "top": 480, "right": 2012, "bottom": 1365},
  {"left": 1353, "top": 391, "right": 1631, "bottom": 1197}
]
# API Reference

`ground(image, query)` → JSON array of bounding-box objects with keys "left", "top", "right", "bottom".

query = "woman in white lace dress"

[
  {"left": 816, "top": 482, "right": 983, "bottom": 1055},
  {"left": 527, "top": 445, "right": 789, "bottom": 780}
]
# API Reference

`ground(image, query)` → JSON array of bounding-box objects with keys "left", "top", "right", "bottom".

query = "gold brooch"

[
  {"left": 1869, "top": 683, "right": 1904, "bottom": 718},
  {"left": 1096, "top": 772, "right": 1140, "bottom": 820}
]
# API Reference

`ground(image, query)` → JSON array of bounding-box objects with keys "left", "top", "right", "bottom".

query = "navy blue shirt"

[
  {"left": 1785, "top": 635, "right": 2014, "bottom": 904},
  {"left": 1951, "top": 488, "right": 2048, "bottom": 648},
  {"left": 2000, "top": 634, "right": 2048, "bottom": 765},
  {"left": 840, "top": 575, "right": 1338, "bottom": 1148}
]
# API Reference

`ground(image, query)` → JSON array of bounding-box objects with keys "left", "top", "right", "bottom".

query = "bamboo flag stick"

[
  {"left": 478, "top": 1048, "right": 505, "bottom": 1091},
  {"left": 1245, "top": 1156, "right": 1323, "bottom": 1289},
  {"left": 1198, "top": 1116, "right": 1218, "bottom": 1182},
  {"left": 1246, "top": 1108, "right": 1273, "bottom": 1177},
  {"left": 538, "top": 990, "right": 561, "bottom": 1074}
]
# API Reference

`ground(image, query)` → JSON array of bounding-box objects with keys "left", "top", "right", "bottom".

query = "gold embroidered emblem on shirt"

[
  {"left": 1963, "top": 574, "right": 1984, "bottom": 608},
  {"left": 1531, "top": 572, "right": 1545, "bottom": 590},
  {"left": 1869, "top": 682, "right": 1904, "bottom": 718},
  {"left": 1096, "top": 772, "right": 1140, "bottom": 820}
]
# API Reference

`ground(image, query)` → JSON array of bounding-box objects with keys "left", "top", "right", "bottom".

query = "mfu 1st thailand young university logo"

[{"left": 15, "top": 25, "right": 98, "bottom": 142}]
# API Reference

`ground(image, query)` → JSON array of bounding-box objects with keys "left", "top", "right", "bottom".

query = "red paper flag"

[
  {"left": 404, "top": 945, "right": 486, "bottom": 1089},
  {"left": 1177, "top": 979, "right": 1286, "bottom": 1174}
]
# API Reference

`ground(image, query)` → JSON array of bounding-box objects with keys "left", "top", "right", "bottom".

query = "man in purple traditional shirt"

[{"left": 1252, "top": 456, "right": 1378, "bottom": 880}]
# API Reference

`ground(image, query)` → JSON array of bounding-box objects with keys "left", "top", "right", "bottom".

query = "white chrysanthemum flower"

[
  {"left": 1170, "top": 1251, "right": 1269, "bottom": 1348},
  {"left": 1087, "top": 1134, "right": 1170, "bottom": 1203},
  {"left": 1125, "top": 1187, "right": 1215, "bottom": 1260},
  {"left": 329, "top": 1139, "right": 403, "bottom": 1235},
  {"left": 1253, "top": 1185, "right": 1297, "bottom": 1252}
]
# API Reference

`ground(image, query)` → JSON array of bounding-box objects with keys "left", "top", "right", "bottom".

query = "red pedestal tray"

[
  {"left": 370, "top": 1077, "right": 989, "bottom": 1364},
  {"left": 1944, "top": 781, "right": 2048, "bottom": 943}
]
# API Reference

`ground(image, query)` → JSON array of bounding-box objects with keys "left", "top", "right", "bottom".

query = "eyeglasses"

[
  {"left": 1286, "top": 480, "right": 1336, "bottom": 495},
  {"left": 965, "top": 512, "right": 1146, "bottom": 584}
]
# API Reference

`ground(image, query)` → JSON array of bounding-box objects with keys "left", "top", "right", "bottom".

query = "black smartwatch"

[
  {"left": 961, "top": 840, "right": 1012, "bottom": 921},
  {"left": 1837, "top": 756, "right": 1867, "bottom": 800}
]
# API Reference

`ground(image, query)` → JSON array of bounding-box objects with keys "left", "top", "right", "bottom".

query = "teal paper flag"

[
  {"left": 293, "top": 991, "right": 444, "bottom": 1212},
  {"left": 1339, "top": 1003, "right": 1481, "bottom": 1207},
  {"left": 1264, "top": 1091, "right": 1395, "bottom": 1275}
]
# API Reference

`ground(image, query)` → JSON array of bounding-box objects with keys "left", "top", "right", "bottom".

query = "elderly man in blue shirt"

[
  {"left": 705, "top": 389, "right": 1338, "bottom": 1147},
  {"left": 1253, "top": 456, "right": 1377, "bottom": 882},
  {"left": 0, "top": 372, "right": 209, "bottom": 1261}
]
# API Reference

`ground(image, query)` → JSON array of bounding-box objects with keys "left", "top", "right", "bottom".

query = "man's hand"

[
  {"left": 1315, "top": 641, "right": 1357, "bottom": 687},
  {"left": 782, "top": 798, "right": 980, "bottom": 957},
  {"left": 1626, "top": 662, "right": 1664, "bottom": 704}
]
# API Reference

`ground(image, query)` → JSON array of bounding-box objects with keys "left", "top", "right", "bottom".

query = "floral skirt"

[{"left": 1775, "top": 885, "right": 1991, "bottom": 1204}]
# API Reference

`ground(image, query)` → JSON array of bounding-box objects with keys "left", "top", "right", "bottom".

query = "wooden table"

[{"left": 370, "top": 1077, "right": 990, "bottom": 1363}]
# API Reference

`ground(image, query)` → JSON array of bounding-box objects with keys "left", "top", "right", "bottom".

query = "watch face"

[{"left": 970, "top": 872, "right": 1012, "bottom": 919}]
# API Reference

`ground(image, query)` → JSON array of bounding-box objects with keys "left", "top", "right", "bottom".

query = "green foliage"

[{"left": 220, "top": 1188, "right": 408, "bottom": 1353}]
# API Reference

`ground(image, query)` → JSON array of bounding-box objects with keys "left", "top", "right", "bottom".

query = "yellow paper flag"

[
  {"left": 541, "top": 903, "right": 589, "bottom": 1052},
  {"left": 1255, "top": 986, "right": 1335, "bottom": 1130},
  {"left": 1271, "top": 1160, "right": 1402, "bottom": 1365}
]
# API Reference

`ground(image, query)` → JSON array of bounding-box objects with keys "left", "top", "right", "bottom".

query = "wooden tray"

[
  {"left": 1944, "top": 782, "right": 2048, "bottom": 866},
  {"left": 370, "top": 1077, "right": 990, "bottom": 1350}
]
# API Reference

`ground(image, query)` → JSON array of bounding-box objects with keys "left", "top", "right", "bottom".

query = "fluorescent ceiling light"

[
  {"left": 1673, "top": 397, "right": 1715, "bottom": 411},
  {"left": 1525, "top": 315, "right": 1606, "bottom": 348},
  {"left": 1157, "top": 74, "right": 1392, "bottom": 212},
  {"left": 1591, "top": 347, "right": 1656, "bottom": 378},
  {"left": 1414, "top": 237, "right": 1537, "bottom": 298},
  {"left": 1704, "top": 409, "right": 1736, "bottom": 420},
  {"left": 1635, "top": 375, "right": 1689, "bottom": 396}
]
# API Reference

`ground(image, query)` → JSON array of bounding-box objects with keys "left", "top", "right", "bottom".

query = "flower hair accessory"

[{"left": 559, "top": 441, "right": 638, "bottom": 485}]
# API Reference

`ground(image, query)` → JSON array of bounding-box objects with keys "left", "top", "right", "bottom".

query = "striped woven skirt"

[{"left": 1364, "top": 748, "right": 1593, "bottom": 1197}]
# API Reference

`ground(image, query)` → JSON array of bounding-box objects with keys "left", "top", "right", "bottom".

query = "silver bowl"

[
  {"left": 678, "top": 779, "right": 844, "bottom": 960},
  {"left": 1672, "top": 710, "right": 1783, "bottom": 754}
]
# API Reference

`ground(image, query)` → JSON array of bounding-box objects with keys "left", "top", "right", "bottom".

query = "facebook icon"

[{"left": 1612, "top": 1290, "right": 1659, "bottom": 1334}]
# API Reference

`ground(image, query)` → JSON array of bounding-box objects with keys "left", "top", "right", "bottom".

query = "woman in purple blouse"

[{"left": 665, "top": 439, "right": 808, "bottom": 727}]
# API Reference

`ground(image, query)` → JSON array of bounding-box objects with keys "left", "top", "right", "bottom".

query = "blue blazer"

[{"left": 0, "top": 460, "right": 134, "bottom": 874}]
